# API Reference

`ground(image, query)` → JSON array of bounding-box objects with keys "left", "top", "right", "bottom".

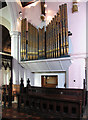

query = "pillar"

[
  {"left": 10, "top": 31, "right": 21, "bottom": 85},
  {"left": 24, "top": 69, "right": 27, "bottom": 87}
]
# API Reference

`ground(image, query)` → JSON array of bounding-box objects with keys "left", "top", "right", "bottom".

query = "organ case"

[{"left": 21, "top": 4, "right": 69, "bottom": 61}]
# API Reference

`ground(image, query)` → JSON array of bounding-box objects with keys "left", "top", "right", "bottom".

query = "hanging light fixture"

[
  {"left": 44, "top": 4, "right": 47, "bottom": 8},
  {"left": 19, "top": 11, "right": 22, "bottom": 20}
]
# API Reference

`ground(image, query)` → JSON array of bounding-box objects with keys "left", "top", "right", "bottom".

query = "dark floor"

[{"left": 1, "top": 103, "right": 87, "bottom": 120}]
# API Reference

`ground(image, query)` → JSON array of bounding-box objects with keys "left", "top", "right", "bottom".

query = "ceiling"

[
  {"left": 0, "top": 0, "right": 39, "bottom": 9},
  {"left": 20, "top": 0, "right": 39, "bottom": 7},
  {"left": 21, "top": 1, "right": 34, "bottom": 7},
  {"left": 0, "top": 0, "right": 7, "bottom": 9},
  {"left": 20, "top": 0, "right": 45, "bottom": 15},
  {"left": 0, "top": 0, "right": 45, "bottom": 17}
]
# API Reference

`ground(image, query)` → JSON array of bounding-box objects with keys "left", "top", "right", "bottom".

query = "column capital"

[{"left": 10, "top": 31, "right": 21, "bottom": 36}]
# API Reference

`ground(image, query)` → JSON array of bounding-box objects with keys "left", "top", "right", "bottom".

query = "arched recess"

[{"left": 0, "top": 24, "right": 11, "bottom": 53}]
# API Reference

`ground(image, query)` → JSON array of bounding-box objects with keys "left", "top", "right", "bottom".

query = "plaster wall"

[
  {"left": 24, "top": 69, "right": 34, "bottom": 87},
  {"left": 23, "top": 2, "right": 41, "bottom": 28}
]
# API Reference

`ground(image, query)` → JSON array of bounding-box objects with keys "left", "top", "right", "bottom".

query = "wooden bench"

[{"left": 17, "top": 78, "right": 86, "bottom": 119}]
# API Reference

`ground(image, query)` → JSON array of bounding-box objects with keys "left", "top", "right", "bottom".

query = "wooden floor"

[{"left": 1, "top": 103, "right": 87, "bottom": 120}]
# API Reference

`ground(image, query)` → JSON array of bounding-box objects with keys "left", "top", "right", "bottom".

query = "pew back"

[{"left": 18, "top": 85, "right": 86, "bottom": 119}]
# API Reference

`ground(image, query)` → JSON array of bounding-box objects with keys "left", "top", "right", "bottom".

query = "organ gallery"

[{"left": 21, "top": 4, "right": 69, "bottom": 61}]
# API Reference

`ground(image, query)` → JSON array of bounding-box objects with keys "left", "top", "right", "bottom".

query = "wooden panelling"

[
  {"left": 18, "top": 81, "right": 86, "bottom": 119},
  {"left": 41, "top": 75, "right": 58, "bottom": 88}
]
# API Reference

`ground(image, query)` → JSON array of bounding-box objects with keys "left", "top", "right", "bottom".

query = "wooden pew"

[{"left": 18, "top": 78, "right": 86, "bottom": 119}]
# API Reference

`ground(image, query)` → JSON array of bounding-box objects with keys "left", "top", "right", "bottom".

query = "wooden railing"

[
  {"left": 2, "top": 85, "right": 13, "bottom": 107},
  {"left": 2, "top": 79, "right": 13, "bottom": 108},
  {"left": 18, "top": 78, "right": 86, "bottom": 119}
]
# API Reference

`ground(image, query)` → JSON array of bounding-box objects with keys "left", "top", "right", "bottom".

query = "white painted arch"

[
  {"left": 0, "top": 17, "right": 11, "bottom": 31},
  {"left": 5, "top": 0, "right": 22, "bottom": 32}
]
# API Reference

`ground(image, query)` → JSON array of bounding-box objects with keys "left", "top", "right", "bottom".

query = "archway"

[{"left": 0, "top": 24, "right": 11, "bottom": 54}]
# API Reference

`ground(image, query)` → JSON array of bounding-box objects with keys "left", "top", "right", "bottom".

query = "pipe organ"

[
  {"left": 28, "top": 23, "right": 38, "bottom": 60},
  {"left": 39, "top": 27, "right": 45, "bottom": 59},
  {"left": 21, "top": 4, "right": 69, "bottom": 61},
  {"left": 21, "top": 18, "right": 27, "bottom": 60}
]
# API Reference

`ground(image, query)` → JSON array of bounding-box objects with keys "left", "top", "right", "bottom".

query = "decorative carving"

[
  {"left": 2, "top": 59, "right": 11, "bottom": 70},
  {"left": 27, "top": 78, "right": 31, "bottom": 87},
  {"left": 20, "top": 78, "right": 24, "bottom": 87}
]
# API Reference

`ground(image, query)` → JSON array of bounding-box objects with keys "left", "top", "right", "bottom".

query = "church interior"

[{"left": 0, "top": 0, "right": 88, "bottom": 119}]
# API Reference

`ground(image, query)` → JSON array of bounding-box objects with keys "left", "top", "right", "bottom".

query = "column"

[
  {"left": 10, "top": 31, "right": 21, "bottom": 85},
  {"left": 24, "top": 69, "right": 27, "bottom": 87}
]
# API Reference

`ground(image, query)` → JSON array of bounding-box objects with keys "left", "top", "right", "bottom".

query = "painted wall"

[
  {"left": 68, "top": 2, "right": 86, "bottom": 56},
  {"left": 27, "top": 70, "right": 34, "bottom": 86},
  {"left": 69, "top": 58, "right": 85, "bottom": 89},
  {"left": 34, "top": 72, "right": 65, "bottom": 88},
  {"left": 23, "top": 2, "right": 42, "bottom": 28},
  {"left": 68, "top": 2, "right": 86, "bottom": 88}
]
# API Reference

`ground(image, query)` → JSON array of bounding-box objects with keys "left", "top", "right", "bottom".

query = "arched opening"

[{"left": 0, "top": 24, "right": 11, "bottom": 54}]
